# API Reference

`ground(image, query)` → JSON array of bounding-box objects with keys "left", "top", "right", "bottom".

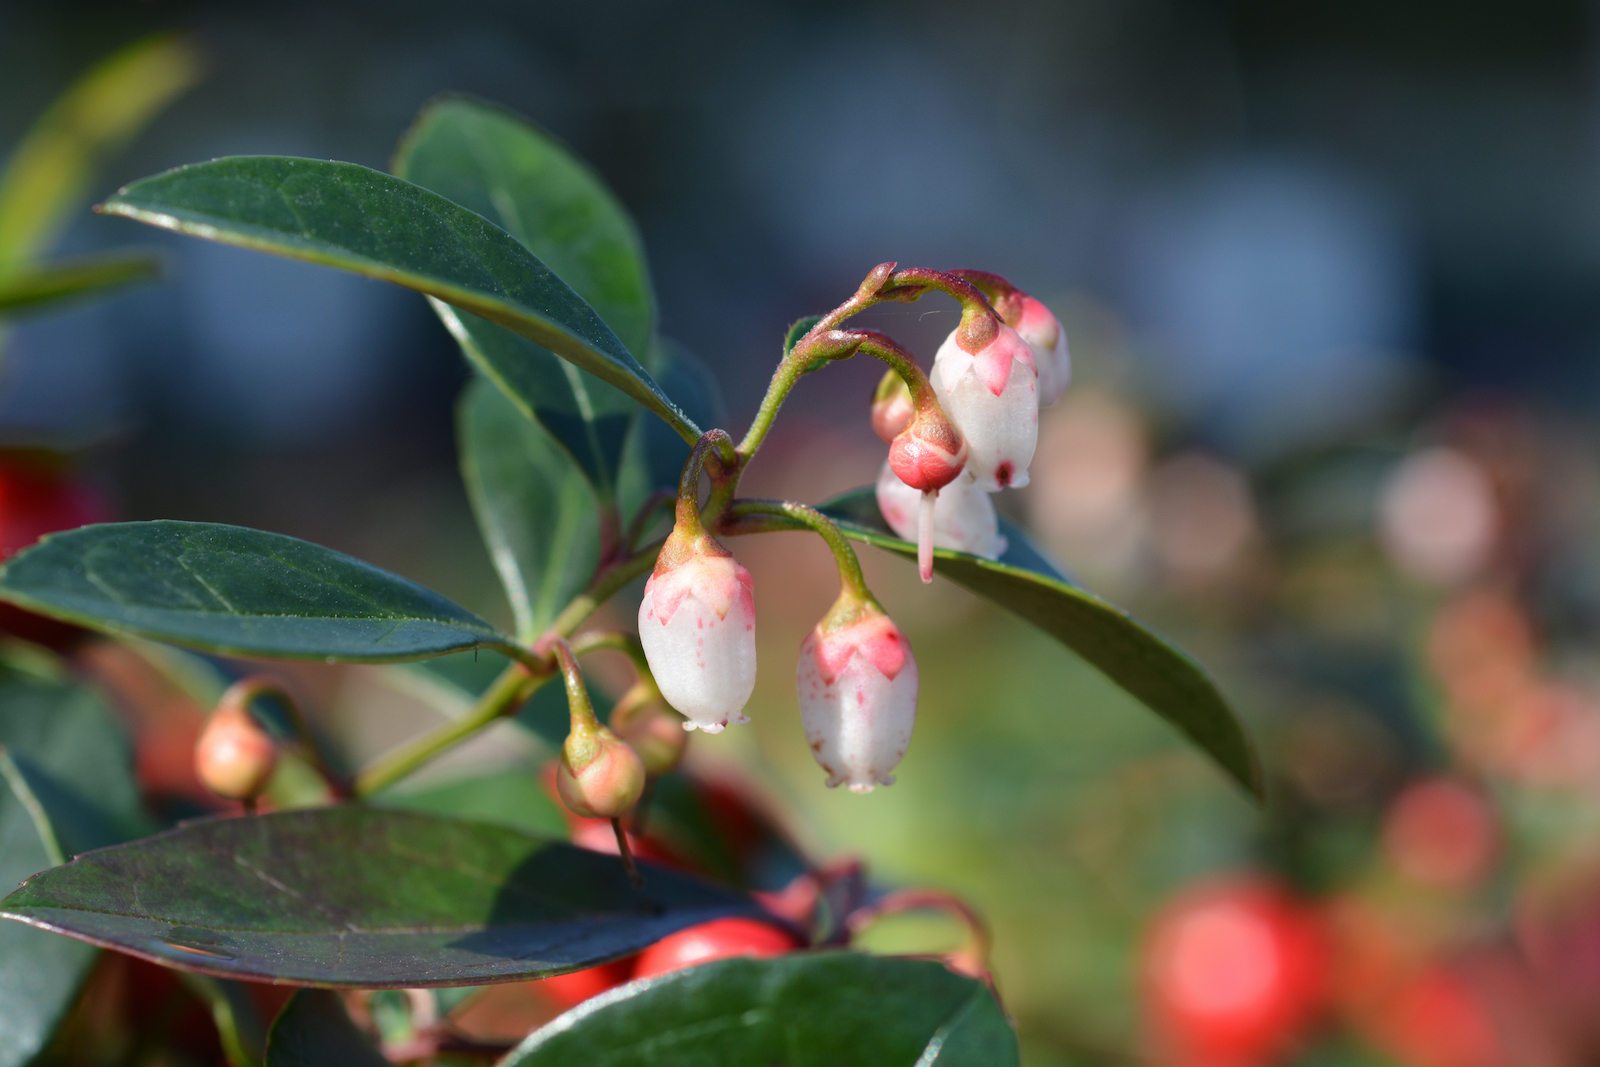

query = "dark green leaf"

[
  {"left": 97, "top": 157, "right": 700, "bottom": 445},
  {"left": 784, "top": 314, "right": 823, "bottom": 356},
  {"left": 393, "top": 95, "right": 654, "bottom": 358},
  {"left": 433, "top": 302, "right": 638, "bottom": 495},
  {"left": 373, "top": 767, "right": 566, "bottom": 839},
  {"left": 265, "top": 990, "right": 387, "bottom": 1067},
  {"left": 459, "top": 377, "right": 600, "bottom": 640},
  {"left": 813, "top": 487, "right": 1263, "bottom": 798},
  {"left": 618, "top": 336, "right": 729, "bottom": 518},
  {"left": 501, "top": 953, "right": 1018, "bottom": 1066},
  {"left": 0, "top": 807, "right": 760, "bottom": 987},
  {"left": 0, "top": 252, "right": 161, "bottom": 314},
  {"left": 0, "top": 521, "right": 517, "bottom": 663},
  {"left": 0, "top": 668, "right": 143, "bottom": 1067}
]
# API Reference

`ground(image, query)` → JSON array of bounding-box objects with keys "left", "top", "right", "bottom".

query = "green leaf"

[
  {"left": 0, "top": 252, "right": 161, "bottom": 314},
  {"left": 373, "top": 767, "right": 566, "bottom": 839},
  {"left": 0, "top": 520, "right": 517, "bottom": 663},
  {"left": 393, "top": 95, "right": 654, "bottom": 358},
  {"left": 265, "top": 990, "right": 387, "bottom": 1067},
  {"left": 0, "top": 33, "right": 201, "bottom": 274},
  {"left": 618, "top": 336, "right": 729, "bottom": 518},
  {"left": 98, "top": 156, "right": 700, "bottom": 446},
  {"left": 0, "top": 807, "right": 760, "bottom": 987},
  {"left": 180, "top": 972, "right": 268, "bottom": 1067},
  {"left": 813, "top": 487, "right": 1263, "bottom": 798},
  {"left": 459, "top": 377, "right": 600, "bottom": 640},
  {"left": 501, "top": 953, "right": 1018, "bottom": 1066},
  {"left": 0, "top": 669, "right": 143, "bottom": 1067}
]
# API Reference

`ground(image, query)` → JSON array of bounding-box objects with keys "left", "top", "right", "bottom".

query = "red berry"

[
  {"left": 530, "top": 957, "right": 636, "bottom": 1010},
  {"left": 1382, "top": 777, "right": 1498, "bottom": 890},
  {"left": 0, "top": 460, "right": 109, "bottom": 650},
  {"left": 632, "top": 917, "right": 801, "bottom": 980},
  {"left": 1143, "top": 876, "right": 1328, "bottom": 1067}
]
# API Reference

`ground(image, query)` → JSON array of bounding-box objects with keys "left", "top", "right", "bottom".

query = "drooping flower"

[
  {"left": 797, "top": 606, "right": 918, "bottom": 793},
  {"left": 1014, "top": 294, "right": 1070, "bottom": 407},
  {"left": 638, "top": 530, "right": 757, "bottom": 733},
  {"left": 870, "top": 368, "right": 914, "bottom": 443},
  {"left": 931, "top": 321, "right": 1039, "bottom": 491},
  {"left": 875, "top": 457, "right": 1006, "bottom": 560}
]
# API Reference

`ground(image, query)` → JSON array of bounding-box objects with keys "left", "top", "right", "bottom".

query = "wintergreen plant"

[{"left": 0, "top": 94, "right": 1260, "bottom": 1064}]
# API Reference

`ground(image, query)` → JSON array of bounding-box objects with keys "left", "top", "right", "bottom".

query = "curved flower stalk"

[{"left": 951, "top": 269, "right": 1071, "bottom": 407}]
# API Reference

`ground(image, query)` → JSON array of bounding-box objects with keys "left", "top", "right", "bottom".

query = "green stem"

[
  {"left": 677, "top": 430, "right": 736, "bottom": 530},
  {"left": 570, "top": 629, "right": 651, "bottom": 678},
  {"left": 725, "top": 498, "right": 873, "bottom": 603},
  {"left": 351, "top": 664, "right": 546, "bottom": 797},
  {"left": 548, "top": 636, "right": 600, "bottom": 734}
]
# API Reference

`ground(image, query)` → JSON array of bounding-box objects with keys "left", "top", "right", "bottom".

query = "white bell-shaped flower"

[
  {"left": 876, "top": 458, "right": 1006, "bottom": 560},
  {"left": 797, "top": 610, "right": 918, "bottom": 793},
  {"left": 638, "top": 538, "right": 757, "bottom": 733},
  {"left": 1015, "top": 295, "right": 1070, "bottom": 407},
  {"left": 932, "top": 322, "right": 1039, "bottom": 491}
]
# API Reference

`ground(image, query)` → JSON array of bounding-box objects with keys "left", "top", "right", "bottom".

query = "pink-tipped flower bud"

[
  {"left": 557, "top": 725, "right": 647, "bottom": 819},
  {"left": 875, "top": 458, "right": 1007, "bottom": 560},
  {"left": 870, "top": 369, "right": 914, "bottom": 443},
  {"left": 931, "top": 323, "right": 1039, "bottom": 491},
  {"left": 194, "top": 702, "right": 278, "bottom": 802},
  {"left": 887, "top": 403, "right": 967, "bottom": 493},
  {"left": 639, "top": 530, "right": 757, "bottom": 733},
  {"left": 609, "top": 680, "right": 689, "bottom": 777},
  {"left": 1014, "top": 295, "right": 1070, "bottom": 407},
  {"left": 797, "top": 607, "right": 918, "bottom": 793}
]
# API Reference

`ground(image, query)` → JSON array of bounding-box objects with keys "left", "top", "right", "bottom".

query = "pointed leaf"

[
  {"left": 501, "top": 953, "right": 1018, "bottom": 1066},
  {"left": 98, "top": 156, "right": 700, "bottom": 445},
  {"left": 0, "top": 807, "right": 760, "bottom": 987},
  {"left": 459, "top": 377, "right": 600, "bottom": 640},
  {"left": 265, "top": 990, "right": 387, "bottom": 1067},
  {"left": 811, "top": 487, "right": 1263, "bottom": 798},
  {"left": 0, "top": 252, "right": 161, "bottom": 314},
  {"left": 395, "top": 97, "right": 657, "bottom": 494},
  {"left": 393, "top": 95, "right": 654, "bottom": 357},
  {"left": 0, "top": 521, "right": 516, "bottom": 663},
  {"left": 0, "top": 668, "right": 143, "bottom": 1067},
  {"left": 0, "top": 33, "right": 201, "bottom": 273}
]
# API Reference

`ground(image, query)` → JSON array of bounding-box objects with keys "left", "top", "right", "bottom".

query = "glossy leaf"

[
  {"left": 0, "top": 807, "right": 759, "bottom": 987},
  {"left": 98, "top": 156, "right": 700, "bottom": 446},
  {"left": 0, "top": 520, "right": 516, "bottom": 663},
  {"left": 373, "top": 767, "right": 566, "bottom": 839},
  {"left": 265, "top": 990, "right": 387, "bottom": 1067},
  {"left": 0, "top": 252, "right": 161, "bottom": 314},
  {"left": 0, "top": 33, "right": 201, "bottom": 274},
  {"left": 393, "top": 95, "right": 654, "bottom": 357},
  {"left": 459, "top": 377, "right": 600, "bottom": 640},
  {"left": 501, "top": 953, "right": 1018, "bottom": 1066},
  {"left": 809, "top": 487, "right": 1263, "bottom": 798},
  {"left": 0, "top": 669, "right": 142, "bottom": 1067}
]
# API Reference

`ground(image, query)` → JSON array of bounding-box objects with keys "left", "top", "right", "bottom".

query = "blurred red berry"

[
  {"left": 530, "top": 957, "right": 636, "bottom": 1010},
  {"left": 0, "top": 459, "right": 109, "bottom": 650},
  {"left": 1383, "top": 778, "right": 1499, "bottom": 890},
  {"left": 1143, "top": 876, "right": 1328, "bottom": 1067},
  {"left": 631, "top": 917, "right": 802, "bottom": 980}
]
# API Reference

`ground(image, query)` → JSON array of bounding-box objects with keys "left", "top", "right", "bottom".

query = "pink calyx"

[
  {"left": 643, "top": 544, "right": 753, "bottom": 626},
  {"left": 813, "top": 613, "right": 910, "bottom": 684}
]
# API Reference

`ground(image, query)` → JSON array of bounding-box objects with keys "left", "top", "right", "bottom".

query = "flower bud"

[
  {"left": 875, "top": 458, "right": 1006, "bottom": 560},
  {"left": 194, "top": 702, "right": 278, "bottom": 802},
  {"left": 887, "top": 402, "right": 967, "bottom": 494},
  {"left": 639, "top": 528, "right": 757, "bottom": 733},
  {"left": 932, "top": 322, "right": 1039, "bottom": 491},
  {"left": 1014, "top": 295, "right": 1070, "bottom": 408},
  {"left": 797, "top": 606, "right": 918, "bottom": 793},
  {"left": 870, "top": 369, "right": 914, "bottom": 443},
  {"left": 557, "top": 725, "right": 646, "bottom": 819},
  {"left": 609, "top": 680, "right": 688, "bottom": 776}
]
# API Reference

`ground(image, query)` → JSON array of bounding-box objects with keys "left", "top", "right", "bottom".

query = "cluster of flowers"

[{"left": 629, "top": 269, "right": 1069, "bottom": 797}]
